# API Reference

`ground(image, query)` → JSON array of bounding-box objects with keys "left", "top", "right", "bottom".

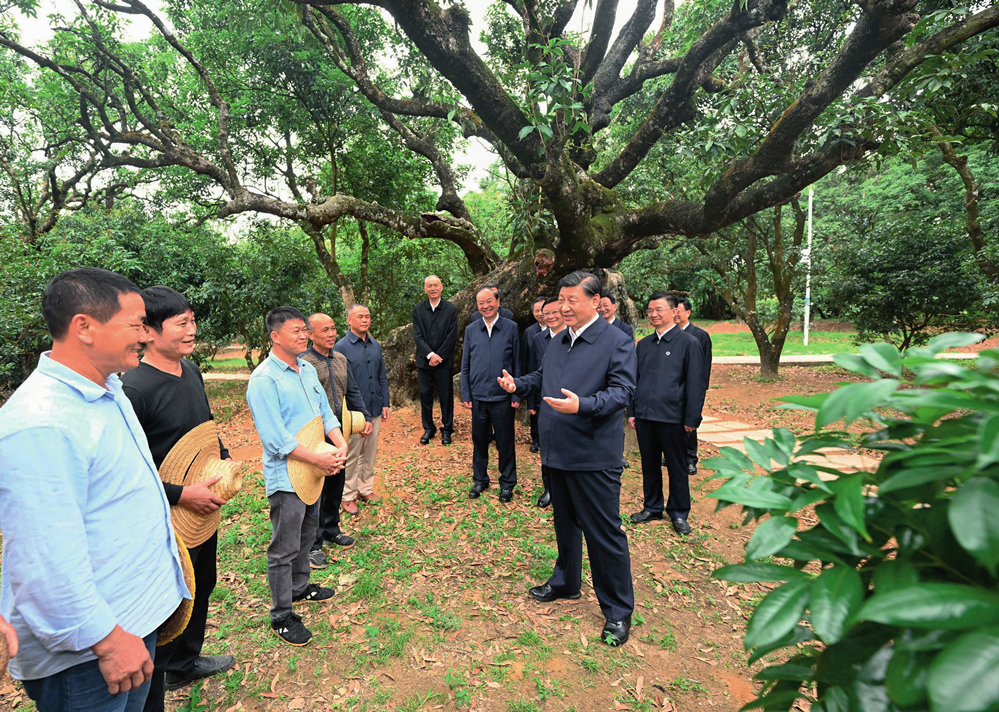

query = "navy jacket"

[
  {"left": 683, "top": 322, "right": 713, "bottom": 388},
  {"left": 334, "top": 331, "right": 390, "bottom": 416},
  {"left": 412, "top": 298, "right": 458, "bottom": 370},
  {"left": 630, "top": 326, "right": 706, "bottom": 428},
  {"left": 611, "top": 317, "right": 635, "bottom": 342},
  {"left": 521, "top": 321, "right": 545, "bottom": 374},
  {"left": 515, "top": 317, "right": 637, "bottom": 471},
  {"left": 470, "top": 307, "right": 514, "bottom": 324},
  {"left": 526, "top": 326, "right": 560, "bottom": 411},
  {"left": 461, "top": 316, "right": 520, "bottom": 403}
]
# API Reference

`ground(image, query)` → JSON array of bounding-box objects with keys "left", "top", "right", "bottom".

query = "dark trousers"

[
  {"left": 546, "top": 467, "right": 634, "bottom": 621},
  {"left": 312, "top": 467, "right": 345, "bottom": 550},
  {"left": 267, "top": 491, "right": 318, "bottom": 623},
  {"left": 635, "top": 418, "right": 691, "bottom": 519},
  {"left": 23, "top": 632, "right": 157, "bottom": 712},
  {"left": 530, "top": 412, "right": 539, "bottom": 445},
  {"left": 418, "top": 367, "right": 453, "bottom": 435},
  {"left": 471, "top": 399, "right": 517, "bottom": 489},
  {"left": 687, "top": 428, "right": 699, "bottom": 465},
  {"left": 540, "top": 464, "right": 551, "bottom": 493},
  {"left": 144, "top": 533, "right": 218, "bottom": 712}
]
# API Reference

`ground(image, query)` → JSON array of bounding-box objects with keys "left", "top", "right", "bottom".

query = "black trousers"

[
  {"left": 546, "top": 467, "right": 634, "bottom": 621},
  {"left": 687, "top": 428, "right": 699, "bottom": 465},
  {"left": 635, "top": 418, "right": 691, "bottom": 519},
  {"left": 471, "top": 399, "right": 517, "bottom": 489},
  {"left": 418, "top": 367, "right": 454, "bottom": 435},
  {"left": 313, "top": 467, "right": 345, "bottom": 549},
  {"left": 540, "top": 464, "right": 551, "bottom": 492},
  {"left": 530, "top": 411, "right": 539, "bottom": 445},
  {"left": 145, "top": 532, "right": 218, "bottom": 712}
]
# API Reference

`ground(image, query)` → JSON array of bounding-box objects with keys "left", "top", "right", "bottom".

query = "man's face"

[
  {"left": 532, "top": 301, "right": 545, "bottom": 324},
  {"left": 648, "top": 298, "right": 675, "bottom": 330},
  {"left": 598, "top": 297, "right": 617, "bottom": 321},
  {"left": 348, "top": 307, "right": 371, "bottom": 335},
  {"left": 272, "top": 318, "right": 309, "bottom": 358},
  {"left": 308, "top": 314, "right": 337, "bottom": 350},
  {"left": 476, "top": 289, "right": 498, "bottom": 320},
  {"left": 676, "top": 304, "right": 692, "bottom": 326},
  {"left": 88, "top": 292, "right": 147, "bottom": 374},
  {"left": 144, "top": 309, "right": 197, "bottom": 360},
  {"left": 424, "top": 277, "right": 442, "bottom": 301},
  {"left": 542, "top": 302, "right": 564, "bottom": 331},
  {"left": 559, "top": 285, "right": 598, "bottom": 327}
]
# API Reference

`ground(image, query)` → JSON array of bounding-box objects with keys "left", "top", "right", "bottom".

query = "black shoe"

[
  {"left": 602, "top": 618, "right": 631, "bottom": 646},
  {"left": 293, "top": 582, "right": 335, "bottom": 604},
  {"left": 164, "top": 655, "right": 236, "bottom": 690},
  {"left": 499, "top": 487, "right": 514, "bottom": 503},
  {"left": 530, "top": 441, "right": 540, "bottom": 453},
  {"left": 536, "top": 490, "right": 551, "bottom": 508},
  {"left": 420, "top": 430, "right": 435, "bottom": 445},
  {"left": 442, "top": 432, "right": 452, "bottom": 445},
  {"left": 630, "top": 510, "right": 664, "bottom": 524},
  {"left": 330, "top": 532, "right": 355, "bottom": 548},
  {"left": 672, "top": 518, "right": 692, "bottom": 535},
  {"left": 687, "top": 461, "right": 697, "bottom": 475},
  {"left": 308, "top": 548, "right": 328, "bottom": 569},
  {"left": 272, "top": 613, "right": 312, "bottom": 646},
  {"left": 529, "top": 584, "right": 582, "bottom": 603},
  {"left": 469, "top": 482, "right": 489, "bottom": 499},
  {"left": 622, "top": 458, "right": 630, "bottom": 469},
  {"left": 662, "top": 455, "right": 668, "bottom": 467}
]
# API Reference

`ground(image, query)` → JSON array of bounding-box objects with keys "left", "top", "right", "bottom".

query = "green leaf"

[
  {"left": 754, "top": 660, "right": 816, "bottom": 681},
  {"left": 872, "top": 558, "right": 919, "bottom": 594},
  {"left": 830, "top": 475, "right": 871, "bottom": 541},
  {"left": 776, "top": 539, "right": 846, "bottom": 566},
  {"left": 857, "top": 584, "right": 999, "bottom": 629},
  {"left": 927, "top": 627, "right": 999, "bottom": 712},
  {"left": 745, "top": 579, "right": 810, "bottom": 650},
  {"left": 764, "top": 437, "right": 790, "bottom": 467},
  {"left": 747, "top": 625, "right": 815, "bottom": 665},
  {"left": 886, "top": 649, "right": 930, "bottom": 707},
  {"left": 517, "top": 125, "right": 535, "bottom": 140},
  {"left": 744, "top": 437, "right": 774, "bottom": 469},
  {"left": 833, "top": 353, "right": 882, "bottom": 379},
  {"left": 858, "top": 342, "right": 903, "bottom": 377},
  {"left": 711, "top": 476, "right": 794, "bottom": 510},
  {"left": 879, "top": 465, "right": 964, "bottom": 493},
  {"left": 817, "top": 380, "right": 899, "bottom": 429},
  {"left": 772, "top": 427, "right": 797, "bottom": 457},
  {"left": 718, "top": 446, "right": 759, "bottom": 473},
  {"left": 713, "top": 563, "right": 810, "bottom": 583},
  {"left": 746, "top": 516, "right": 799, "bottom": 561},
  {"left": 795, "top": 435, "right": 851, "bottom": 457},
  {"left": 816, "top": 503, "right": 862, "bottom": 556},
  {"left": 786, "top": 463, "right": 833, "bottom": 492},
  {"left": 775, "top": 393, "right": 828, "bottom": 411},
  {"left": 948, "top": 477, "right": 999, "bottom": 573},
  {"left": 918, "top": 332, "right": 983, "bottom": 355},
  {"left": 977, "top": 413, "right": 999, "bottom": 468},
  {"left": 809, "top": 565, "right": 863, "bottom": 644}
]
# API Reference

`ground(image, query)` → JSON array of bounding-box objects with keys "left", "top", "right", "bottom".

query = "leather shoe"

[
  {"left": 419, "top": 430, "right": 434, "bottom": 445},
  {"left": 621, "top": 457, "right": 630, "bottom": 469},
  {"left": 358, "top": 492, "right": 381, "bottom": 504},
  {"left": 441, "top": 432, "right": 452, "bottom": 445},
  {"left": 342, "top": 500, "right": 359, "bottom": 515},
  {"left": 672, "top": 517, "right": 692, "bottom": 535},
  {"left": 165, "top": 654, "right": 236, "bottom": 690},
  {"left": 469, "top": 483, "right": 489, "bottom": 499},
  {"left": 530, "top": 441, "right": 540, "bottom": 453},
  {"left": 661, "top": 455, "right": 668, "bottom": 467},
  {"left": 630, "top": 510, "right": 663, "bottom": 524},
  {"left": 601, "top": 618, "right": 631, "bottom": 647},
  {"left": 499, "top": 487, "right": 514, "bottom": 503},
  {"left": 536, "top": 490, "right": 551, "bottom": 508},
  {"left": 528, "top": 584, "right": 581, "bottom": 603},
  {"left": 687, "top": 461, "right": 697, "bottom": 475}
]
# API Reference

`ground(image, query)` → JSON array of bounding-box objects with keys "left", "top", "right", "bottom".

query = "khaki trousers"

[{"left": 343, "top": 415, "right": 381, "bottom": 501}]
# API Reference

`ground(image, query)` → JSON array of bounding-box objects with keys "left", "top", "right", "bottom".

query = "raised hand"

[
  {"left": 544, "top": 389, "right": 580, "bottom": 414},
  {"left": 496, "top": 369, "right": 516, "bottom": 394}
]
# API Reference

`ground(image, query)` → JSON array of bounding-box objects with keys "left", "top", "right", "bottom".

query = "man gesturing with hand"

[{"left": 496, "top": 271, "right": 637, "bottom": 647}]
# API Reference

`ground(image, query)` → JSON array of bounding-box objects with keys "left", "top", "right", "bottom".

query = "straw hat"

[
  {"left": 288, "top": 403, "right": 365, "bottom": 505},
  {"left": 0, "top": 631, "right": 8, "bottom": 680},
  {"left": 158, "top": 528, "right": 196, "bottom": 646},
  {"left": 340, "top": 399, "right": 367, "bottom": 440},
  {"left": 159, "top": 420, "right": 244, "bottom": 547}
]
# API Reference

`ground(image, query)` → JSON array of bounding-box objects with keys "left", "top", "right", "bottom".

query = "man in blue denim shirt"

[
  {"left": 246, "top": 307, "right": 348, "bottom": 647},
  {"left": 0, "top": 268, "right": 189, "bottom": 712}
]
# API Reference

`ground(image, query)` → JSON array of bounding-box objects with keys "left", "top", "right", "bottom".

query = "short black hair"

[
  {"left": 533, "top": 296, "right": 547, "bottom": 307},
  {"left": 265, "top": 306, "right": 306, "bottom": 338},
  {"left": 601, "top": 293, "right": 617, "bottom": 305},
  {"left": 558, "top": 271, "right": 601, "bottom": 298},
  {"left": 678, "top": 297, "right": 692, "bottom": 312},
  {"left": 42, "top": 267, "right": 141, "bottom": 340},
  {"left": 480, "top": 283, "right": 501, "bottom": 301},
  {"left": 142, "top": 286, "right": 193, "bottom": 333},
  {"left": 543, "top": 296, "right": 559, "bottom": 307},
  {"left": 648, "top": 291, "right": 678, "bottom": 308}
]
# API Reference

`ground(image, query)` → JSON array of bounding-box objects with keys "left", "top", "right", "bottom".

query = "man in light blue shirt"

[
  {"left": 0, "top": 268, "right": 189, "bottom": 712},
  {"left": 246, "top": 306, "right": 348, "bottom": 647}
]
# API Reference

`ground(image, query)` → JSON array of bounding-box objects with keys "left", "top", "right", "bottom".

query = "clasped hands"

[
  {"left": 496, "top": 370, "right": 579, "bottom": 414},
  {"left": 313, "top": 444, "right": 348, "bottom": 474}
]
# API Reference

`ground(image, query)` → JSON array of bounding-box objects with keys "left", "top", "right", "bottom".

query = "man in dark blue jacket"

[
  {"left": 523, "top": 296, "right": 548, "bottom": 453},
  {"left": 462, "top": 286, "right": 521, "bottom": 502},
  {"left": 527, "top": 296, "right": 565, "bottom": 508},
  {"left": 498, "top": 271, "right": 637, "bottom": 647},
  {"left": 598, "top": 294, "right": 635, "bottom": 342},
  {"left": 676, "top": 297, "right": 712, "bottom": 474},
  {"left": 628, "top": 292, "right": 706, "bottom": 535}
]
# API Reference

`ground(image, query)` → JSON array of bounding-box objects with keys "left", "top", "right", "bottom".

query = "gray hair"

[{"left": 347, "top": 303, "right": 369, "bottom": 316}]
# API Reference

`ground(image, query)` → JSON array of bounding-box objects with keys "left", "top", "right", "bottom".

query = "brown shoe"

[
  {"left": 358, "top": 493, "right": 381, "bottom": 504},
  {"left": 342, "top": 500, "right": 359, "bottom": 515}
]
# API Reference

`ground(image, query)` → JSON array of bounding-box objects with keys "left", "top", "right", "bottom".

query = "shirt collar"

[
  {"left": 429, "top": 298, "right": 441, "bottom": 311},
  {"left": 680, "top": 322, "right": 689, "bottom": 330},
  {"left": 36, "top": 352, "right": 118, "bottom": 402},
  {"left": 481, "top": 314, "right": 500, "bottom": 330},
  {"left": 308, "top": 345, "right": 332, "bottom": 360},
  {"left": 655, "top": 324, "right": 677, "bottom": 342},
  {"left": 569, "top": 313, "right": 601, "bottom": 341},
  {"left": 267, "top": 350, "right": 305, "bottom": 371},
  {"left": 549, "top": 325, "right": 565, "bottom": 338},
  {"left": 347, "top": 330, "right": 368, "bottom": 343}
]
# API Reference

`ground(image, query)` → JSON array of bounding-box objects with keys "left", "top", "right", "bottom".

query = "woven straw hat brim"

[
  {"left": 157, "top": 529, "right": 195, "bottom": 646},
  {"left": 160, "top": 421, "right": 219, "bottom": 486},
  {"left": 287, "top": 416, "right": 330, "bottom": 505},
  {"left": 339, "top": 401, "right": 367, "bottom": 440}
]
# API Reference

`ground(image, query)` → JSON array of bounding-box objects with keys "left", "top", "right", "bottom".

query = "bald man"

[{"left": 412, "top": 275, "right": 458, "bottom": 445}]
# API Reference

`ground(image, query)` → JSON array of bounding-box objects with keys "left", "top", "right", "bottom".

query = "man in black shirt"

[
  {"left": 121, "top": 287, "right": 236, "bottom": 710},
  {"left": 412, "top": 275, "right": 458, "bottom": 445}
]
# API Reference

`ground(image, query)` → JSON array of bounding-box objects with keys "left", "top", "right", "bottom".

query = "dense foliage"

[{"left": 710, "top": 334, "right": 999, "bottom": 711}]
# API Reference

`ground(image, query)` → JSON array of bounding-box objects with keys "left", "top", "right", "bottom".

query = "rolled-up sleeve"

[
  {"left": 247, "top": 375, "right": 299, "bottom": 457},
  {"left": 0, "top": 428, "right": 117, "bottom": 652}
]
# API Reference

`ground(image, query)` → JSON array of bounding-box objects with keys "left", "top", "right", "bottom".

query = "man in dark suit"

[
  {"left": 598, "top": 294, "right": 635, "bottom": 342},
  {"left": 498, "top": 271, "right": 637, "bottom": 647},
  {"left": 469, "top": 283, "right": 514, "bottom": 322},
  {"left": 462, "top": 286, "right": 520, "bottom": 502},
  {"left": 412, "top": 275, "right": 459, "bottom": 445},
  {"left": 528, "top": 296, "right": 565, "bottom": 508},
  {"left": 523, "top": 296, "right": 548, "bottom": 452},
  {"left": 676, "top": 297, "right": 713, "bottom": 474},
  {"left": 629, "top": 292, "right": 706, "bottom": 535}
]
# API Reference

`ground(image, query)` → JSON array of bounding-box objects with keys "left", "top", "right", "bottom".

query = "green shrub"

[{"left": 709, "top": 334, "right": 999, "bottom": 712}]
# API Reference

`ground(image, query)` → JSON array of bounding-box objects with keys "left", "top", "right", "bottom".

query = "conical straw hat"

[
  {"left": 287, "top": 416, "right": 332, "bottom": 505},
  {"left": 340, "top": 399, "right": 367, "bottom": 440},
  {"left": 159, "top": 420, "right": 244, "bottom": 547},
  {"left": 157, "top": 528, "right": 195, "bottom": 646}
]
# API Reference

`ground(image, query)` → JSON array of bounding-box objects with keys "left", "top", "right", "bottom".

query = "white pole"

[{"left": 804, "top": 187, "right": 814, "bottom": 347}]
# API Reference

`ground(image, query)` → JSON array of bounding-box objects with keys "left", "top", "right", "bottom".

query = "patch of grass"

[
  {"left": 641, "top": 622, "right": 678, "bottom": 652},
  {"left": 364, "top": 617, "right": 414, "bottom": 665},
  {"left": 669, "top": 674, "right": 709, "bottom": 695},
  {"left": 409, "top": 592, "right": 461, "bottom": 631},
  {"left": 398, "top": 689, "right": 444, "bottom": 712},
  {"left": 579, "top": 657, "right": 601, "bottom": 673},
  {"left": 507, "top": 700, "right": 542, "bottom": 712}
]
